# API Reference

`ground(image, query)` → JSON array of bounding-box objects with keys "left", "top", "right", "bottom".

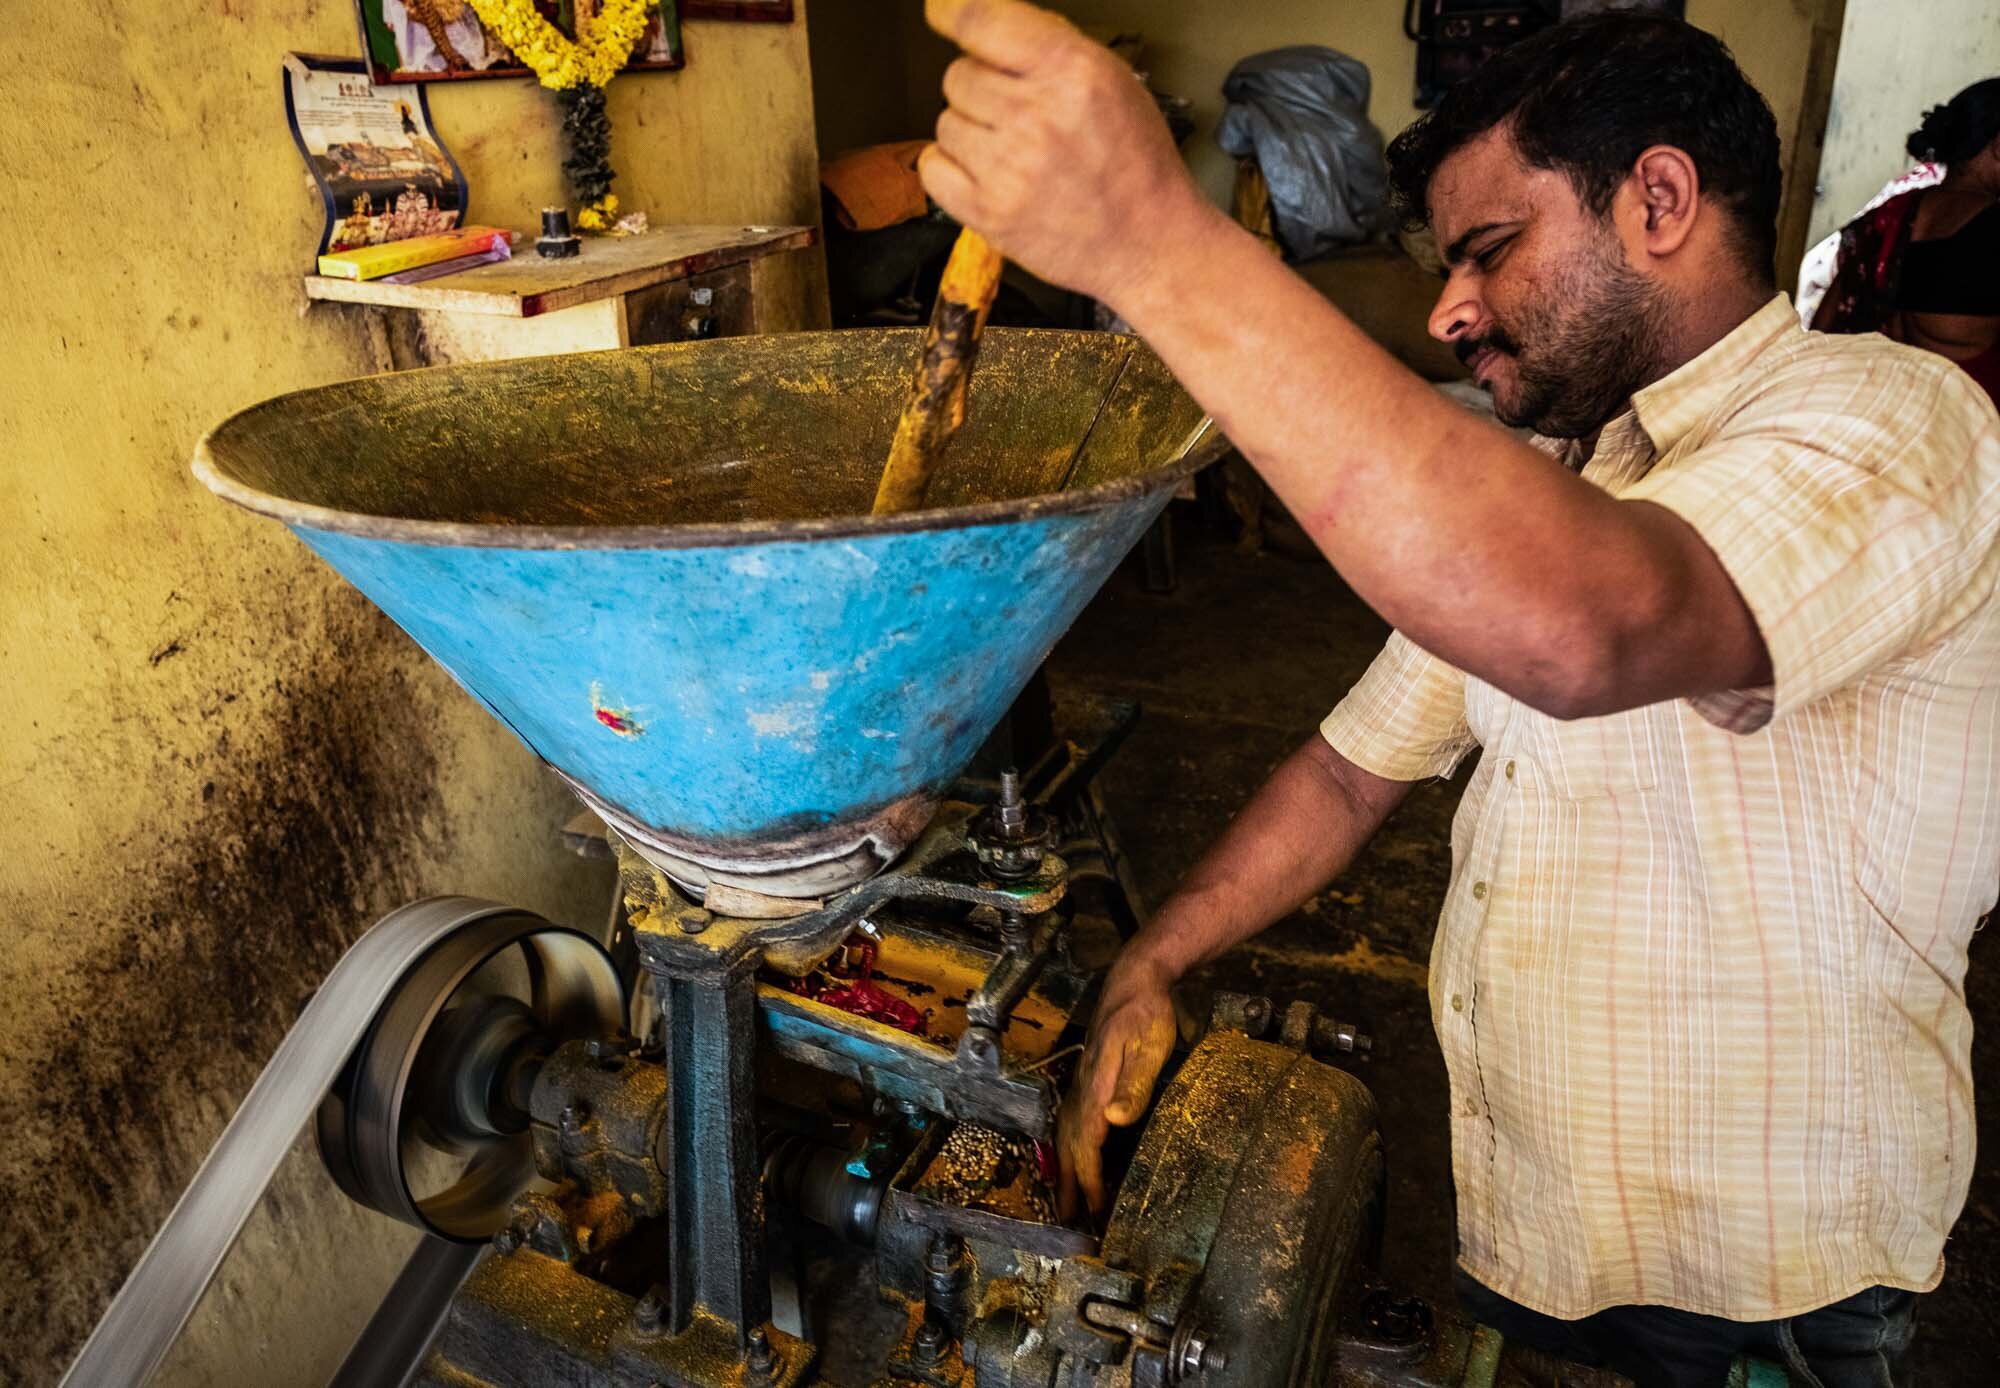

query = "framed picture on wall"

[
  {"left": 354, "top": 0, "right": 686, "bottom": 83},
  {"left": 681, "top": 0, "right": 792, "bottom": 20}
]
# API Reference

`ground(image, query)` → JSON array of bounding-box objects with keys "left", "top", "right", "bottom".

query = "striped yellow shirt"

[{"left": 1321, "top": 295, "right": 2000, "bottom": 1320}]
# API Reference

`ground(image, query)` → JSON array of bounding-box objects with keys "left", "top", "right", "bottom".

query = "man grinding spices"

[{"left": 918, "top": 3, "right": 2000, "bottom": 1384}]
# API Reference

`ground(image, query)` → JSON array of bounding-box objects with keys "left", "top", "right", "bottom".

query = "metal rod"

[{"left": 1051, "top": 340, "right": 1140, "bottom": 494}]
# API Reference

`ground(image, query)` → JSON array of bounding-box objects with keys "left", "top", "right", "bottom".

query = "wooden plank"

[{"left": 302, "top": 223, "right": 815, "bottom": 318}]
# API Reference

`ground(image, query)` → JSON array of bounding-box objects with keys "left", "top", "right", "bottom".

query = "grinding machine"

[{"left": 65, "top": 330, "right": 1607, "bottom": 1388}]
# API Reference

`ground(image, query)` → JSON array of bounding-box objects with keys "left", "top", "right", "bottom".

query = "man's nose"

[{"left": 1428, "top": 276, "right": 1482, "bottom": 345}]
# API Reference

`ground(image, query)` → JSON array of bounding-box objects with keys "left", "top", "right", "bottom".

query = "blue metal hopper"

[{"left": 194, "top": 329, "right": 1220, "bottom": 898}]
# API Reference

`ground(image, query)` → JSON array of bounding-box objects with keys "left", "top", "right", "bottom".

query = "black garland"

[{"left": 557, "top": 83, "right": 617, "bottom": 210}]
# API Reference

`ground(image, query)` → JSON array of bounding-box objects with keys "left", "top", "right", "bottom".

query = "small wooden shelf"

[
  {"left": 305, "top": 223, "right": 818, "bottom": 367},
  {"left": 302, "top": 223, "right": 815, "bottom": 318}
]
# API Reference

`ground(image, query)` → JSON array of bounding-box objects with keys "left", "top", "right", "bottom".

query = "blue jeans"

[{"left": 1455, "top": 1268, "right": 1919, "bottom": 1388}]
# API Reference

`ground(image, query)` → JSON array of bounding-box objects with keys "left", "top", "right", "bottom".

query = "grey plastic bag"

[{"left": 1216, "top": 47, "right": 1389, "bottom": 261}]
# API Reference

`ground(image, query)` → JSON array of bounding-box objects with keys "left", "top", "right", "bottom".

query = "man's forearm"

[
  {"left": 1111, "top": 206, "right": 1768, "bottom": 716},
  {"left": 1127, "top": 738, "right": 1411, "bottom": 982}
]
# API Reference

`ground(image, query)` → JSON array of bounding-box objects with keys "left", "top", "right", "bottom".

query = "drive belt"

[{"left": 60, "top": 897, "right": 524, "bottom": 1388}]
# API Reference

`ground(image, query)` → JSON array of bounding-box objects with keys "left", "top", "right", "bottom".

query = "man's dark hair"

[{"left": 1385, "top": 15, "right": 1783, "bottom": 283}]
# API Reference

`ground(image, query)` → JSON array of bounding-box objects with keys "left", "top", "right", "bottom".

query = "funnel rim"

[
  {"left": 192, "top": 434, "right": 1223, "bottom": 550},
  {"left": 190, "top": 328, "right": 1228, "bottom": 550}
]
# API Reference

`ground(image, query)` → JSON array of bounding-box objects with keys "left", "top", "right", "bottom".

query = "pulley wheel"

[
  {"left": 1098, "top": 1030, "right": 1384, "bottom": 1386},
  {"left": 315, "top": 898, "right": 624, "bottom": 1241}
]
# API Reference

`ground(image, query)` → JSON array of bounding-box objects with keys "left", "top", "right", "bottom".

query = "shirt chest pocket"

[{"left": 1513, "top": 702, "right": 1666, "bottom": 801}]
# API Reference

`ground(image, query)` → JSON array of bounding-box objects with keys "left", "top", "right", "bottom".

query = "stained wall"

[{"left": 0, "top": 4, "right": 825, "bottom": 1384}]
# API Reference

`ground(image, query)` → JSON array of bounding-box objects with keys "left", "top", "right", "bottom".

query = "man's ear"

[{"left": 1624, "top": 145, "right": 1701, "bottom": 259}]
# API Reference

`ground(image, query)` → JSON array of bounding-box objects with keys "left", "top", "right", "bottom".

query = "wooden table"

[{"left": 305, "top": 223, "right": 816, "bottom": 367}]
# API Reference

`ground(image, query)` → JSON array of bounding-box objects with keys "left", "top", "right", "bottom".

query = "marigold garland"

[
  {"left": 463, "top": 0, "right": 652, "bottom": 90},
  {"left": 576, "top": 192, "right": 620, "bottom": 231}
]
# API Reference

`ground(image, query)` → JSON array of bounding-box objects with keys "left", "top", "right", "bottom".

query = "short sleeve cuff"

[
  {"left": 1319, "top": 700, "right": 1475, "bottom": 782},
  {"left": 1623, "top": 459, "right": 1849, "bottom": 735}
]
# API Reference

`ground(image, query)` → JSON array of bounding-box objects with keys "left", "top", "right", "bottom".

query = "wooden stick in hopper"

[{"left": 871, "top": 228, "right": 1006, "bottom": 515}]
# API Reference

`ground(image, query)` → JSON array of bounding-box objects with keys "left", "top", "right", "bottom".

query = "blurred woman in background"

[{"left": 1814, "top": 79, "right": 2000, "bottom": 409}]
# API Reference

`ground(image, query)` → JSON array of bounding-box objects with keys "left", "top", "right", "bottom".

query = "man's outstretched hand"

[
  {"left": 920, "top": 0, "right": 1217, "bottom": 312},
  {"left": 1057, "top": 946, "right": 1180, "bottom": 1219}
]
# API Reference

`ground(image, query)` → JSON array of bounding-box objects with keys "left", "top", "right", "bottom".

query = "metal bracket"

[
  {"left": 625, "top": 803, "right": 1068, "bottom": 979},
  {"left": 883, "top": 1187, "right": 1095, "bottom": 1262},
  {"left": 962, "top": 912, "right": 1061, "bottom": 1037},
  {"left": 1043, "top": 1255, "right": 1217, "bottom": 1385},
  {"left": 1043, "top": 1257, "right": 1151, "bottom": 1367},
  {"left": 759, "top": 984, "right": 1059, "bottom": 1137}
]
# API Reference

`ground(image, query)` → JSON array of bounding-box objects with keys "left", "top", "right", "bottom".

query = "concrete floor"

[{"left": 1046, "top": 511, "right": 2000, "bottom": 1385}]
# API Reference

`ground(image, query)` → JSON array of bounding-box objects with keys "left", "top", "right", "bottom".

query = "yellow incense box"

[{"left": 317, "top": 227, "right": 513, "bottom": 281}]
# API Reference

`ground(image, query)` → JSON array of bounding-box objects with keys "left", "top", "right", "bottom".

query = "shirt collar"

[{"left": 1627, "top": 293, "right": 1799, "bottom": 454}]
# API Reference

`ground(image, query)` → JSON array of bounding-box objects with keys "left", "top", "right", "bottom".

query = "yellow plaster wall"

[{"left": 0, "top": 5, "right": 824, "bottom": 1385}]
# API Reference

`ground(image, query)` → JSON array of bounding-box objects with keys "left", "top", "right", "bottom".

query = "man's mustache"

[{"left": 1455, "top": 327, "right": 1523, "bottom": 368}]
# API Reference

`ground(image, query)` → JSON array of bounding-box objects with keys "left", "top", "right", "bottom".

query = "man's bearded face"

[{"left": 1426, "top": 127, "right": 1671, "bottom": 439}]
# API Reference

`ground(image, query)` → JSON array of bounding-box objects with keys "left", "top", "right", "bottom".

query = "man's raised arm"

[{"left": 918, "top": 0, "right": 1770, "bottom": 720}]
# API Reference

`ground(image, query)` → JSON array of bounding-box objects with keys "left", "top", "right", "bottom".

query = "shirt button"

[
  {"left": 1472, "top": 880, "right": 1488, "bottom": 900},
  {"left": 1451, "top": 993, "right": 1465, "bottom": 1012},
  {"left": 1504, "top": 760, "right": 1516, "bottom": 780},
  {"left": 1462, "top": 1098, "right": 1480, "bottom": 1117}
]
